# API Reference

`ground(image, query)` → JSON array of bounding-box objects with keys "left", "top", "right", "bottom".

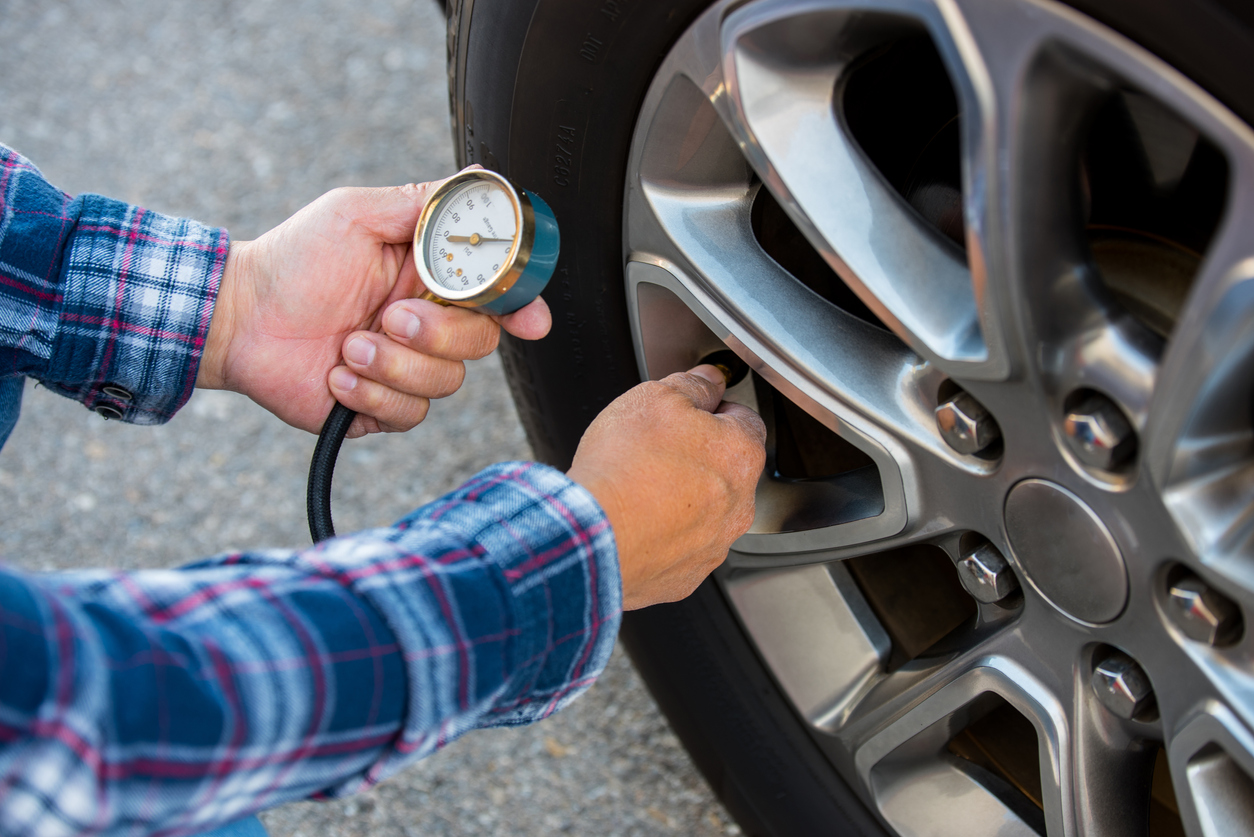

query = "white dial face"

[{"left": 424, "top": 179, "right": 518, "bottom": 293}]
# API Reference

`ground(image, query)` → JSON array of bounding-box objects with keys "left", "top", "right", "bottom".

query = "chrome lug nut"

[
  {"left": 957, "top": 542, "right": 1019, "bottom": 604},
  {"left": 1064, "top": 392, "right": 1136, "bottom": 470},
  {"left": 1168, "top": 574, "right": 1242, "bottom": 646},
  {"left": 935, "top": 391, "right": 1000, "bottom": 456},
  {"left": 1091, "top": 652, "right": 1154, "bottom": 720}
]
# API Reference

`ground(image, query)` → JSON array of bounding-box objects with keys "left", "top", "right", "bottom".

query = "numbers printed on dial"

[{"left": 425, "top": 178, "right": 518, "bottom": 293}]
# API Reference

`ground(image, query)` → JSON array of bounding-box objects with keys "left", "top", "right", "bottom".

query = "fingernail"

[
  {"left": 689, "top": 364, "right": 725, "bottom": 384},
  {"left": 386, "top": 307, "right": 421, "bottom": 339},
  {"left": 330, "top": 367, "right": 358, "bottom": 391},
  {"left": 344, "top": 336, "right": 376, "bottom": 366}
]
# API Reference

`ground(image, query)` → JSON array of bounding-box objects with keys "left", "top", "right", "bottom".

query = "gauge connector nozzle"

[{"left": 699, "top": 350, "right": 749, "bottom": 388}]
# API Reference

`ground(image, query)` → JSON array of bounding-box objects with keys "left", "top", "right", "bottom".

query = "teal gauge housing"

[{"left": 414, "top": 168, "right": 560, "bottom": 315}]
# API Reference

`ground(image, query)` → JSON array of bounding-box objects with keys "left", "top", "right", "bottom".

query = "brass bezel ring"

[{"left": 413, "top": 169, "right": 537, "bottom": 308}]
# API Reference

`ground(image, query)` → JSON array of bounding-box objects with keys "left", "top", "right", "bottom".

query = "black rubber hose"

[{"left": 307, "top": 401, "right": 356, "bottom": 542}]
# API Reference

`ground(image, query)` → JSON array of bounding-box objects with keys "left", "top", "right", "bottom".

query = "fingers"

[
  {"left": 493, "top": 296, "right": 552, "bottom": 341},
  {"left": 663, "top": 365, "right": 765, "bottom": 447},
  {"left": 569, "top": 363, "right": 766, "bottom": 611},
  {"left": 335, "top": 262, "right": 549, "bottom": 435},
  {"left": 328, "top": 365, "right": 431, "bottom": 434},
  {"left": 339, "top": 332, "right": 467, "bottom": 399},
  {"left": 381, "top": 298, "right": 502, "bottom": 360},
  {"left": 334, "top": 303, "right": 482, "bottom": 431},
  {"left": 716, "top": 401, "right": 768, "bottom": 447},
  {"left": 381, "top": 295, "right": 552, "bottom": 357},
  {"left": 658, "top": 365, "right": 727, "bottom": 413}
]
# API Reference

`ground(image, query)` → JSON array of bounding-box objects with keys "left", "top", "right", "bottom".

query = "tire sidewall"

[
  {"left": 449, "top": 0, "right": 1254, "bottom": 834},
  {"left": 453, "top": 2, "right": 891, "bottom": 833}
]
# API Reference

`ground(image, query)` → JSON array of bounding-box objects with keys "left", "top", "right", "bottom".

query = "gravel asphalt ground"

[{"left": 0, "top": 2, "right": 739, "bottom": 834}]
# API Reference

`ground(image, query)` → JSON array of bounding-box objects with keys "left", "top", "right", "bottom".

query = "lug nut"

[
  {"left": 1091, "top": 651, "right": 1154, "bottom": 720},
  {"left": 1168, "top": 573, "right": 1242, "bottom": 646},
  {"left": 936, "top": 390, "right": 1000, "bottom": 456},
  {"left": 957, "top": 542, "right": 1019, "bottom": 604},
  {"left": 1064, "top": 392, "right": 1136, "bottom": 471}
]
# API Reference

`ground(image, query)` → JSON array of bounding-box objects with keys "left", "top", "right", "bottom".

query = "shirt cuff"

[{"left": 42, "top": 194, "right": 227, "bottom": 424}]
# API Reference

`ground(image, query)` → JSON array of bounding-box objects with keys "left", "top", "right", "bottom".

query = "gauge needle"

[{"left": 446, "top": 233, "right": 512, "bottom": 245}]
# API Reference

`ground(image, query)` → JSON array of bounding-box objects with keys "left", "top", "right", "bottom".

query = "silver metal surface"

[
  {"left": 621, "top": 0, "right": 1254, "bottom": 833},
  {"left": 956, "top": 541, "right": 1018, "bottom": 604},
  {"left": 1091, "top": 652, "right": 1155, "bottom": 720},
  {"left": 1168, "top": 574, "right": 1243, "bottom": 647},
  {"left": 724, "top": 563, "right": 889, "bottom": 728},
  {"left": 1063, "top": 392, "right": 1136, "bottom": 471},
  {"left": 1004, "top": 479, "right": 1128, "bottom": 624},
  {"left": 1168, "top": 708, "right": 1254, "bottom": 835},
  {"left": 626, "top": 260, "right": 911, "bottom": 554},
  {"left": 935, "top": 391, "right": 1000, "bottom": 456}
]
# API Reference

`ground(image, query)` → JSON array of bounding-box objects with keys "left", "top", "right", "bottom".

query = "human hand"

[
  {"left": 196, "top": 176, "right": 551, "bottom": 437},
  {"left": 567, "top": 366, "right": 766, "bottom": 610}
]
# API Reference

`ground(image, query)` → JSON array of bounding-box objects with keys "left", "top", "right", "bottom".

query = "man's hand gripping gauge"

[{"left": 307, "top": 169, "right": 560, "bottom": 541}]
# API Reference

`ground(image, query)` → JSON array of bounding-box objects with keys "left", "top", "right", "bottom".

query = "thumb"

[
  {"left": 339, "top": 180, "right": 447, "bottom": 243},
  {"left": 659, "top": 365, "right": 727, "bottom": 413}
]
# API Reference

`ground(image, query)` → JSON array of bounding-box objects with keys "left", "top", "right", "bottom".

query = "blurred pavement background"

[{"left": 0, "top": 1, "right": 738, "bottom": 834}]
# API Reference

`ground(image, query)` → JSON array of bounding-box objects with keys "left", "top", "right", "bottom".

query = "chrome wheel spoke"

[
  {"left": 1070, "top": 684, "right": 1159, "bottom": 837},
  {"left": 842, "top": 624, "right": 1173, "bottom": 837},
  {"left": 1166, "top": 703, "right": 1254, "bottom": 836},
  {"left": 625, "top": 259, "right": 923, "bottom": 558},
  {"left": 623, "top": 0, "right": 1254, "bottom": 835},
  {"left": 623, "top": 0, "right": 1022, "bottom": 558},
  {"left": 948, "top": 0, "right": 1156, "bottom": 401},
  {"left": 841, "top": 625, "right": 1073, "bottom": 835},
  {"left": 717, "top": 0, "right": 990, "bottom": 373},
  {"left": 1144, "top": 185, "right": 1254, "bottom": 584}
]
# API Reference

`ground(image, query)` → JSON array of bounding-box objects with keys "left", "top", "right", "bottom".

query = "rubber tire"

[{"left": 446, "top": 0, "right": 1254, "bottom": 834}]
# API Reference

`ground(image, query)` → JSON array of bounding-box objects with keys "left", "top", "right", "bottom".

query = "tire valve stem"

[{"left": 699, "top": 349, "right": 750, "bottom": 388}]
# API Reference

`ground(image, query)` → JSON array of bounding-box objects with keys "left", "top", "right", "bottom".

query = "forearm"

[
  {"left": 0, "top": 461, "right": 620, "bottom": 836},
  {"left": 0, "top": 143, "right": 226, "bottom": 433},
  {"left": 298, "top": 461, "right": 622, "bottom": 746}
]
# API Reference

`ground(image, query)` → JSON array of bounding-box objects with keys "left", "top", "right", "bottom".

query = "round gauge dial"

[
  {"left": 412, "top": 168, "right": 559, "bottom": 316},
  {"left": 423, "top": 179, "right": 519, "bottom": 294}
]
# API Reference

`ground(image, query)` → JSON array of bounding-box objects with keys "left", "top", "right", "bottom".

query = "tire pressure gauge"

[
  {"left": 307, "top": 169, "right": 560, "bottom": 542},
  {"left": 414, "top": 168, "right": 560, "bottom": 315}
]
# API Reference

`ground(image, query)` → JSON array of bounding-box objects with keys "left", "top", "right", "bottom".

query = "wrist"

[
  {"left": 567, "top": 464, "right": 641, "bottom": 605},
  {"left": 197, "top": 239, "right": 249, "bottom": 390}
]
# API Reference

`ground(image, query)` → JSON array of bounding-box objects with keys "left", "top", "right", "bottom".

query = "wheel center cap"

[{"left": 1004, "top": 479, "right": 1128, "bottom": 624}]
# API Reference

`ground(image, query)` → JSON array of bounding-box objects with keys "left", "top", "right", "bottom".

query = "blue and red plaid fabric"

[
  {"left": 0, "top": 145, "right": 622, "bottom": 836},
  {"left": 0, "top": 144, "right": 227, "bottom": 443}
]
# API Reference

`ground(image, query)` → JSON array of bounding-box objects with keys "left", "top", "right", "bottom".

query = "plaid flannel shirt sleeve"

[
  {"left": 0, "top": 461, "right": 621, "bottom": 837},
  {"left": 0, "top": 144, "right": 225, "bottom": 425},
  {"left": 0, "top": 145, "right": 624, "bottom": 834}
]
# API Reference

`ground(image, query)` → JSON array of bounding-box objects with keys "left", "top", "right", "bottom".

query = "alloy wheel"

[{"left": 622, "top": 0, "right": 1254, "bottom": 834}]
